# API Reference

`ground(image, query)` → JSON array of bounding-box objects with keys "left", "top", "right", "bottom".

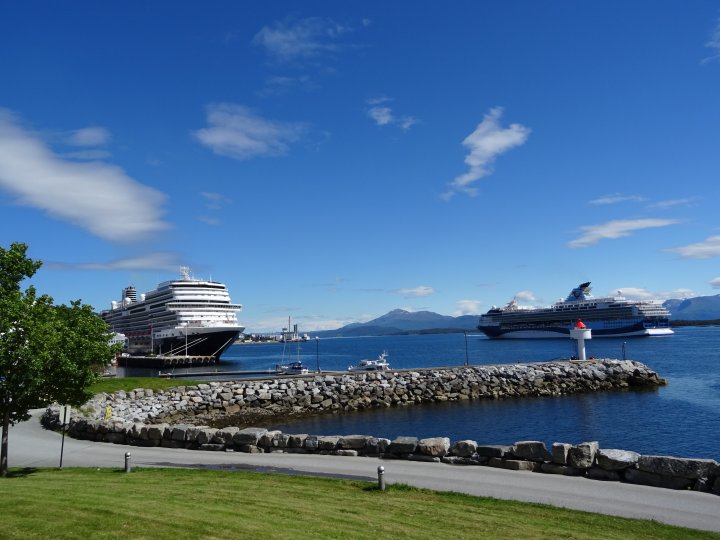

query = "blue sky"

[{"left": 1, "top": 1, "right": 720, "bottom": 332}]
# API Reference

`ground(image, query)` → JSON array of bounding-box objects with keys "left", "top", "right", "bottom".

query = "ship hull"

[
  {"left": 125, "top": 327, "right": 242, "bottom": 357},
  {"left": 478, "top": 323, "right": 673, "bottom": 339}
]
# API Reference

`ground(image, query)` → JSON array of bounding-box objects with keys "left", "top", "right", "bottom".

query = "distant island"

[{"left": 310, "top": 294, "right": 720, "bottom": 338}]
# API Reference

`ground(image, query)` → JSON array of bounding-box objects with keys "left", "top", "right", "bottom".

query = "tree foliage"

[{"left": 0, "top": 242, "right": 117, "bottom": 476}]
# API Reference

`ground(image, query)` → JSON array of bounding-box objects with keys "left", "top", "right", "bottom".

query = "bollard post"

[
  {"left": 377, "top": 465, "right": 385, "bottom": 491},
  {"left": 124, "top": 451, "right": 131, "bottom": 473}
]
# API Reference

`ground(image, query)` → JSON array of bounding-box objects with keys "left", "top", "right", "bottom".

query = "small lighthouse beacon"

[{"left": 570, "top": 320, "right": 592, "bottom": 361}]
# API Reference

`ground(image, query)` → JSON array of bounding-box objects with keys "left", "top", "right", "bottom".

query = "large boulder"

[
  {"left": 364, "top": 437, "right": 391, "bottom": 455},
  {"left": 450, "top": 440, "right": 478, "bottom": 458},
  {"left": 418, "top": 437, "right": 451, "bottom": 457},
  {"left": 475, "top": 445, "right": 513, "bottom": 459},
  {"left": 232, "top": 427, "right": 268, "bottom": 446},
  {"left": 317, "top": 436, "right": 341, "bottom": 451},
  {"left": 388, "top": 436, "right": 418, "bottom": 455},
  {"left": 567, "top": 441, "right": 599, "bottom": 469},
  {"left": 637, "top": 456, "right": 719, "bottom": 480},
  {"left": 512, "top": 441, "right": 551, "bottom": 462},
  {"left": 337, "top": 435, "right": 371, "bottom": 450},
  {"left": 596, "top": 449, "right": 640, "bottom": 471},
  {"left": 551, "top": 443, "right": 571, "bottom": 465}
]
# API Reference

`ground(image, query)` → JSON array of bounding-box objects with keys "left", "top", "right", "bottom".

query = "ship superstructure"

[
  {"left": 100, "top": 266, "right": 244, "bottom": 357},
  {"left": 478, "top": 282, "right": 673, "bottom": 338}
]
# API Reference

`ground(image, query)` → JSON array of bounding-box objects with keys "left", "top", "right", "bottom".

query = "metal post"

[
  {"left": 315, "top": 337, "right": 320, "bottom": 373},
  {"left": 377, "top": 465, "right": 385, "bottom": 491},
  {"left": 59, "top": 406, "right": 68, "bottom": 468},
  {"left": 622, "top": 341, "right": 627, "bottom": 361},
  {"left": 125, "top": 451, "right": 132, "bottom": 473},
  {"left": 464, "top": 331, "right": 469, "bottom": 366}
]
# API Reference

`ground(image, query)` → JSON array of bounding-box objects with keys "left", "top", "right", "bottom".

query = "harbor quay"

[{"left": 43, "top": 359, "right": 719, "bottom": 496}]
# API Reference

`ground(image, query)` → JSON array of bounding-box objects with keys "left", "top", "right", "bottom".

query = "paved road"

[{"left": 7, "top": 410, "right": 720, "bottom": 533}]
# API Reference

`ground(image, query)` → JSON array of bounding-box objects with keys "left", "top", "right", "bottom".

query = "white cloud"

[
  {"left": 0, "top": 110, "right": 169, "bottom": 242},
  {"left": 607, "top": 287, "right": 695, "bottom": 301},
  {"left": 710, "top": 277, "right": 720, "bottom": 288},
  {"left": 368, "top": 106, "right": 394, "bottom": 126},
  {"left": 589, "top": 193, "right": 645, "bottom": 205},
  {"left": 670, "top": 235, "right": 720, "bottom": 259},
  {"left": 366, "top": 98, "right": 419, "bottom": 131},
  {"left": 454, "top": 299, "right": 482, "bottom": 316},
  {"left": 47, "top": 252, "right": 182, "bottom": 271},
  {"left": 702, "top": 17, "right": 720, "bottom": 64},
  {"left": 193, "top": 103, "right": 305, "bottom": 160},
  {"left": 197, "top": 216, "right": 221, "bottom": 226},
  {"left": 514, "top": 290, "right": 539, "bottom": 303},
  {"left": 568, "top": 218, "right": 680, "bottom": 248},
  {"left": 442, "top": 107, "right": 530, "bottom": 200},
  {"left": 66, "top": 126, "right": 111, "bottom": 146},
  {"left": 396, "top": 285, "right": 436, "bottom": 297},
  {"left": 253, "top": 17, "right": 353, "bottom": 63},
  {"left": 648, "top": 198, "right": 697, "bottom": 209},
  {"left": 200, "top": 191, "right": 230, "bottom": 209}
]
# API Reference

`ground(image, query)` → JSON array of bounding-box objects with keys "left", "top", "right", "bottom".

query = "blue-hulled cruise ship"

[{"left": 478, "top": 282, "right": 673, "bottom": 338}]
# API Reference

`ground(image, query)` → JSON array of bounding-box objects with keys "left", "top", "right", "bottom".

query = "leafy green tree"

[{"left": 0, "top": 242, "right": 116, "bottom": 477}]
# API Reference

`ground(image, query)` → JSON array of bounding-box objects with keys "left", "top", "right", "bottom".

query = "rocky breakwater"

[{"left": 63, "top": 359, "right": 664, "bottom": 428}]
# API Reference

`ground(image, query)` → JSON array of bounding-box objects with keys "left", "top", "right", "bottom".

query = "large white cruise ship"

[
  {"left": 478, "top": 282, "right": 673, "bottom": 339},
  {"left": 101, "top": 267, "right": 244, "bottom": 357}
]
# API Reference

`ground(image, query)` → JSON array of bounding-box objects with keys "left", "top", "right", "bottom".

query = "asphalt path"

[{"left": 7, "top": 410, "right": 720, "bottom": 533}]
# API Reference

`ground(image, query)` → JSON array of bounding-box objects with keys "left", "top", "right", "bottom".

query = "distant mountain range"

[
  {"left": 664, "top": 294, "right": 720, "bottom": 321},
  {"left": 314, "top": 309, "right": 479, "bottom": 337},
  {"left": 313, "top": 295, "right": 720, "bottom": 337}
]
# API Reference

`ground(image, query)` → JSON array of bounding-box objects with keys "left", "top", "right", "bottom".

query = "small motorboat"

[
  {"left": 348, "top": 351, "right": 390, "bottom": 372},
  {"left": 276, "top": 361, "right": 309, "bottom": 375}
]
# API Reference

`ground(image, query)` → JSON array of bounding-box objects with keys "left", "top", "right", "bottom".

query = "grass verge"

[
  {"left": 1, "top": 468, "right": 717, "bottom": 539},
  {"left": 89, "top": 377, "right": 204, "bottom": 395}
]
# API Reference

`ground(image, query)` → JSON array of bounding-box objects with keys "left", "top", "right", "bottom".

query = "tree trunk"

[{"left": 1, "top": 408, "right": 9, "bottom": 477}]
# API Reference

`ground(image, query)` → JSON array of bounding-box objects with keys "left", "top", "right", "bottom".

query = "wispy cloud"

[
  {"left": 257, "top": 75, "right": 316, "bottom": 97},
  {"left": 193, "top": 103, "right": 305, "bottom": 160},
  {"left": 647, "top": 197, "right": 698, "bottom": 209},
  {"left": 702, "top": 17, "right": 720, "bottom": 64},
  {"left": 710, "top": 277, "right": 720, "bottom": 288},
  {"left": 670, "top": 235, "right": 720, "bottom": 259},
  {"left": 197, "top": 192, "right": 231, "bottom": 226},
  {"left": 65, "top": 126, "right": 111, "bottom": 146},
  {"left": 366, "top": 97, "right": 419, "bottom": 131},
  {"left": 0, "top": 109, "right": 169, "bottom": 242},
  {"left": 589, "top": 193, "right": 645, "bottom": 205},
  {"left": 453, "top": 299, "right": 481, "bottom": 316},
  {"left": 607, "top": 287, "right": 695, "bottom": 301},
  {"left": 568, "top": 218, "right": 680, "bottom": 248},
  {"left": 442, "top": 107, "right": 530, "bottom": 200},
  {"left": 200, "top": 191, "right": 231, "bottom": 210},
  {"left": 253, "top": 16, "right": 354, "bottom": 64},
  {"left": 396, "top": 285, "right": 436, "bottom": 297},
  {"left": 46, "top": 252, "right": 182, "bottom": 272}
]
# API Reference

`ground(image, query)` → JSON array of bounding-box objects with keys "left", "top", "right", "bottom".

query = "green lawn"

[
  {"left": 89, "top": 377, "right": 203, "bottom": 395},
  {"left": 1, "top": 468, "right": 716, "bottom": 539}
]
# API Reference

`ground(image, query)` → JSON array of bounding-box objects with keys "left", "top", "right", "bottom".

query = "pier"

[{"left": 117, "top": 355, "right": 218, "bottom": 369}]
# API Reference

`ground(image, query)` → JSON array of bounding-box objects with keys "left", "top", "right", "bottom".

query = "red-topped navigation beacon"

[{"left": 570, "top": 319, "right": 592, "bottom": 360}]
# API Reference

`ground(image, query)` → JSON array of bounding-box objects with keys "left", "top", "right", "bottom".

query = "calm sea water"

[{"left": 121, "top": 327, "right": 720, "bottom": 460}]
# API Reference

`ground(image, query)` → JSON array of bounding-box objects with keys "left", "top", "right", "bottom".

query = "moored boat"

[
  {"left": 275, "top": 361, "right": 309, "bottom": 375},
  {"left": 348, "top": 351, "right": 391, "bottom": 371}
]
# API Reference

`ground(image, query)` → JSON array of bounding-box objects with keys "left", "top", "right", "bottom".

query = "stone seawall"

[
  {"left": 76, "top": 358, "right": 665, "bottom": 426},
  {"left": 42, "top": 359, "right": 720, "bottom": 496}
]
